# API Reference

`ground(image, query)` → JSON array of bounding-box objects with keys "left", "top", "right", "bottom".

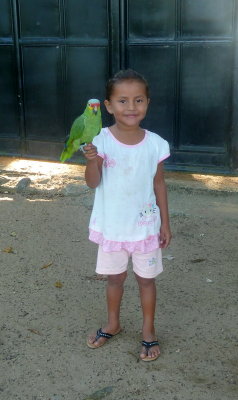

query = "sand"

[{"left": 0, "top": 157, "right": 237, "bottom": 400}]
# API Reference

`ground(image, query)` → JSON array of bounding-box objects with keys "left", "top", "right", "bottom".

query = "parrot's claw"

[{"left": 79, "top": 144, "right": 87, "bottom": 153}]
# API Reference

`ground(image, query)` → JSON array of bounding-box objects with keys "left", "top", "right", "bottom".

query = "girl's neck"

[{"left": 109, "top": 124, "right": 145, "bottom": 145}]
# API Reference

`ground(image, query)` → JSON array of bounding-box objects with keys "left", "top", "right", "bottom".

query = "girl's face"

[{"left": 104, "top": 80, "right": 150, "bottom": 129}]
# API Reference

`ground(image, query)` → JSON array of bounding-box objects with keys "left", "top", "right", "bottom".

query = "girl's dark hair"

[{"left": 106, "top": 69, "right": 150, "bottom": 100}]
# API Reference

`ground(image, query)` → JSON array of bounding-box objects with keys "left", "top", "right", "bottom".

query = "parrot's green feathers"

[{"left": 60, "top": 99, "right": 102, "bottom": 162}]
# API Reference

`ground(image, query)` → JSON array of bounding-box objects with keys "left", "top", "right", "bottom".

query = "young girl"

[{"left": 84, "top": 69, "right": 172, "bottom": 362}]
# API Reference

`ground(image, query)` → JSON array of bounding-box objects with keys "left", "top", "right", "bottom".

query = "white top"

[{"left": 89, "top": 127, "right": 170, "bottom": 252}]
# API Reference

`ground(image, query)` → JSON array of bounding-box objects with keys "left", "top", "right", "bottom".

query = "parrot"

[{"left": 60, "top": 98, "right": 102, "bottom": 162}]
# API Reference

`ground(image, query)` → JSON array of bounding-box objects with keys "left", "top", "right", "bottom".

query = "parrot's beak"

[{"left": 93, "top": 106, "right": 98, "bottom": 115}]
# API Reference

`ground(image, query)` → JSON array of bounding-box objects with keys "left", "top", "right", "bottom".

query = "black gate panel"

[
  {"left": 0, "top": 0, "right": 114, "bottom": 159},
  {"left": 0, "top": 1, "right": 19, "bottom": 154},
  {"left": 127, "top": 0, "right": 177, "bottom": 146},
  {"left": 0, "top": 46, "right": 19, "bottom": 139},
  {"left": 23, "top": 46, "right": 64, "bottom": 140},
  {"left": 181, "top": 0, "right": 234, "bottom": 38},
  {"left": 177, "top": 0, "right": 235, "bottom": 168},
  {"left": 65, "top": 0, "right": 109, "bottom": 40},
  {"left": 0, "top": 0, "right": 13, "bottom": 38},
  {"left": 66, "top": 47, "right": 109, "bottom": 131},
  {"left": 19, "top": 0, "right": 61, "bottom": 37},
  {"left": 128, "top": 0, "right": 176, "bottom": 40},
  {"left": 179, "top": 44, "right": 233, "bottom": 149},
  {"left": 128, "top": 45, "right": 177, "bottom": 144},
  {"left": 125, "top": 0, "right": 238, "bottom": 171}
]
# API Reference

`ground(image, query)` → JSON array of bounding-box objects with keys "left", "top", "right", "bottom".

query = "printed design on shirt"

[
  {"left": 148, "top": 257, "right": 157, "bottom": 267},
  {"left": 103, "top": 154, "right": 116, "bottom": 168},
  {"left": 138, "top": 203, "right": 158, "bottom": 226}
]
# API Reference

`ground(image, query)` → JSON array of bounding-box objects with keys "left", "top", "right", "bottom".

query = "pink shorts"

[{"left": 96, "top": 245, "right": 163, "bottom": 279}]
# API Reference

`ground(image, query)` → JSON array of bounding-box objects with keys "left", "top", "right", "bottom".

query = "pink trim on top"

[
  {"left": 106, "top": 127, "right": 148, "bottom": 148},
  {"left": 158, "top": 154, "right": 170, "bottom": 164},
  {"left": 89, "top": 229, "right": 160, "bottom": 253}
]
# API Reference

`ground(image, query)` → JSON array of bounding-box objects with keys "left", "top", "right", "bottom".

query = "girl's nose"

[{"left": 128, "top": 100, "right": 135, "bottom": 110}]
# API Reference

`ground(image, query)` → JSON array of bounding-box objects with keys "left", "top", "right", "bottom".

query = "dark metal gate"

[{"left": 1, "top": 0, "right": 238, "bottom": 173}]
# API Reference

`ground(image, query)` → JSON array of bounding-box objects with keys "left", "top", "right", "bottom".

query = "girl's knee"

[
  {"left": 108, "top": 271, "right": 127, "bottom": 286},
  {"left": 135, "top": 273, "right": 155, "bottom": 288}
]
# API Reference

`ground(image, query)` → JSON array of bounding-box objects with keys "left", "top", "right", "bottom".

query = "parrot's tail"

[
  {"left": 60, "top": 135, "right": 71, "bottom": 162},
  {"left": 60, "top": 150, "right": 68, "bottom": 163}
]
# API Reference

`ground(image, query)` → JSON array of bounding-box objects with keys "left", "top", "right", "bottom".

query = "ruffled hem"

[{"left": 89, "top": 229, "right": 160, "bottom": 253}]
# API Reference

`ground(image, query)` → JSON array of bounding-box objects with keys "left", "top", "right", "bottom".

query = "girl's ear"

[
  {"left": 147, "top": 98, "right": 150, "bottom": 105},
  {"left": 104, "top": 100, "right": 113, "bottom": 114}
]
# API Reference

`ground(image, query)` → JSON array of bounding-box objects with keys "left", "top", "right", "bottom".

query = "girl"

[{"left": 84, "top": 69, "right": 171, "bottom": 361}]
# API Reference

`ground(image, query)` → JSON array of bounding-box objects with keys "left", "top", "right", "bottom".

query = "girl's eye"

[
  {"left": 136, "top": 99, "right": 143, "bottom": 103},
  {"left": 119, "top": 100, "right": 126, "bottom": 103}
]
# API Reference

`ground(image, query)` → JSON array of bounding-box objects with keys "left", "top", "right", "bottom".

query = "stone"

[{"left": 15, "top": 178, "right": 31, "bottom": 192}]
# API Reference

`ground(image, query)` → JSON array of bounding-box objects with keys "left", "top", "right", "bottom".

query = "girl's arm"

[
  {"left": 84, "top": 143, "right": 103, "bottom": 188},
  {"left": 154, "top": 162, "right": 172, "bottom": 248}
]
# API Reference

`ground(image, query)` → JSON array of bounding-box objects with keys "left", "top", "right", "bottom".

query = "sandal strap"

[
  {"left": 95, "top": 328, "right": 113, "bottom": 340},
  {"left": 142, "top": 340, "right": 159, "bottom": 348}
]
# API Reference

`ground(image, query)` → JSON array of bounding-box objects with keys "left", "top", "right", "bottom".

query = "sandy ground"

[{"left": 0, "top": 157, "right": 238, "bottom": 400}]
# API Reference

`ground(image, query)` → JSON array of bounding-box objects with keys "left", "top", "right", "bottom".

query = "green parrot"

[{"left": 60, "top": 98, "right": 102, "bottom": 162}]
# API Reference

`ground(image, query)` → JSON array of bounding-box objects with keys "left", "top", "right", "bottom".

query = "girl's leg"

[
  {"left": 135, "top": 273, "right": 160, "bottom": 360},
  {"left": 87, "top": 271, "right": 127, "bottom": 347}
]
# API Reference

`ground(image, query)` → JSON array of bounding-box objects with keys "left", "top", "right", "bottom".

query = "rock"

[{"left": 15, "top": 178, "right": 31, "bottom": 192}]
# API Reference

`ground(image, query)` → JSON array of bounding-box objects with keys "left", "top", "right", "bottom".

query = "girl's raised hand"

[{"left": 84, "top": 143, "right": 98, "bottom": 160}]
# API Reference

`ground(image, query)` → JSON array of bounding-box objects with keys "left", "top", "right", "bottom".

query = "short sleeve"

[
  {"left": 92, "top": 129, "right": 105, "bottom": 159},
  {"left": 158, "top": 139, "right": 170, "bottom": 164}
]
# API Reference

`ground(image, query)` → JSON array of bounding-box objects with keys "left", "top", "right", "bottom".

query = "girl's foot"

[
  {"left": 87, "top": 325, "right": 121, "bottom": 349},
  {"left": 140, "top": 336, "right": 160, "bottom": 361}
]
